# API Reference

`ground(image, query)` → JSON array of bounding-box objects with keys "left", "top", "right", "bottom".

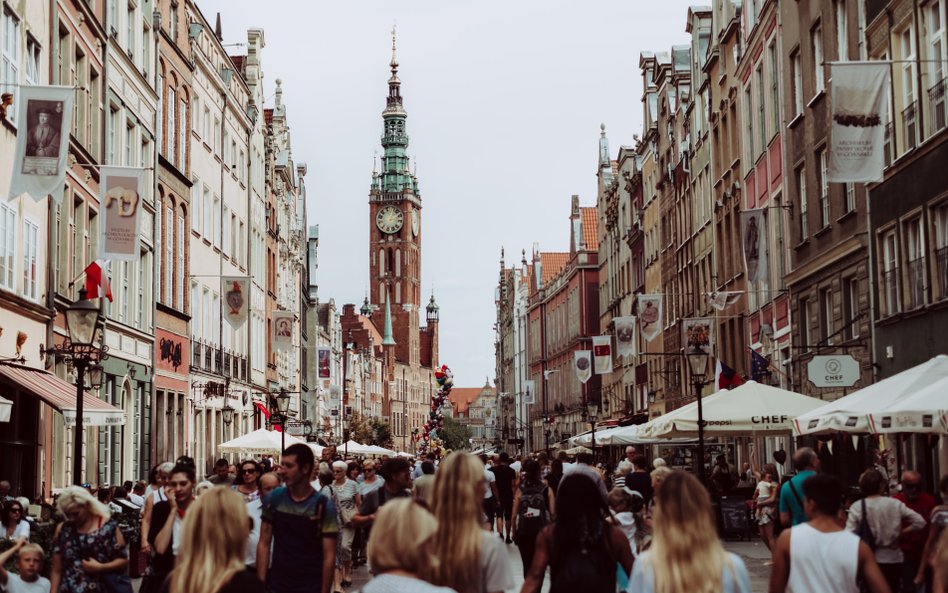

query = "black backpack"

[
  {"left": 855, "top": 498, "right": 877, "bottom": 551},
  {"left": 515, "top": 484, "right": 550, "bottom": 539}
]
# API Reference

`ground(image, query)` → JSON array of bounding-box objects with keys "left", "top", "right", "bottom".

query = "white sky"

[{"left": 196, "top": 0, "right": 697, "bottom": 387}]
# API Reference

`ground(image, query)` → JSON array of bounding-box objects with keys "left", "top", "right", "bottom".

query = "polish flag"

[
  {"left": 84, "top": 260, "right": 113, "bottom": 302},
  {"left": 254, "top": 401, "right": 280, "bottom": 432}
]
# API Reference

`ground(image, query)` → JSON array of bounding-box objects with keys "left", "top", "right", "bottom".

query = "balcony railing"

[
  {"left": 191, "top": 340, "right": 202, "bottom": 370},
  {"left": 938, "top": 246, "right": 948, "bottom": 301},
  {"left": 903, "top": 102, "right": 918, "bottom": 151},
  {"left": 929, "top": 78, "right": 947, "bottom": 138},
  {"left": 906, "top": 257, "right": 928, "bottom": 310},
  {"left": 882, "top": 267, "right": 901, "bottom": 316}
]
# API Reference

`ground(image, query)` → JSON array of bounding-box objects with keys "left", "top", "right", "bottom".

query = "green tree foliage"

[
  {"left": 439, "top": 416, "right": 472, "bottom": 451},
  {"left": 344, "top": 411, "right": 394, "bottom": 449}
]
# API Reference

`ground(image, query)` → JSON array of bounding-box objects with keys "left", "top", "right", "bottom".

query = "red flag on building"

[
  {"left": 253, "top": 401, "right": 280, "bottom": 432},
  {"left": 84, "top": 260, "right": 113, "bottom": 302},
  {"left": 715, "top": 360, "right": 745, "bottom": 390}
]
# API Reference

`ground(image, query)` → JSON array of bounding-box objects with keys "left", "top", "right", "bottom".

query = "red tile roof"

[
  {"left": 229, "top": 55, "right": 246, "bottom": 74},
  {"left": 449, "top": 388, "right": 484, "bottom": 416},
  {"left": 581, "top": 207, "right": 600, "bottom": 251},
  {"left": 540, "top": 252, "right": 570, "bottom": 285}
]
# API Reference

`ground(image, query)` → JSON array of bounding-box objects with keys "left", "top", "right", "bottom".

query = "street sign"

[{"left": 807, "top": 355, "right": 859, "bottom": 388}]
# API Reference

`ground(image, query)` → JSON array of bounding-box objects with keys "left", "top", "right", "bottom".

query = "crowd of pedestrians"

[{"left": 1, "top": 445, "right": 948, "bottom": 593}]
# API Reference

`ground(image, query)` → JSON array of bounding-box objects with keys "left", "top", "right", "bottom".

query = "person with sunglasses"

[
  {"left": 1, "top": 501, "right": 29, "bottom": 541},
  {"left": 234, "top": 460, "right": 262, "bottom": 503}
]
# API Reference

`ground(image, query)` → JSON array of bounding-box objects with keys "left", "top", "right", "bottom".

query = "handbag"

[{"left": 855, "top": 498, "right": 877, "bottom": 551}]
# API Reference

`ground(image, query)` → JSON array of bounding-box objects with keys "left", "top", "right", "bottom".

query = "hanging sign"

[
  {"left": 614, "top": 316, "right": 637, "bottom": 357},
  {"left": 828, "top": 62, "right": 890, "bottom": 182},
  {"left": 100, "top": 167, "right": 145, "bottom": 261},
  {"left": 222, "top": 276, "right": 250, "bottom": 330},
  {"left": 637, "top": 294, "right": 663, "bottom": 342},
  {"left": 741, "top": 209, "right": 767, "bottom": 283},
  {"left": 574, "top": 350, "right": 592, "bottom": 384},
  {"left": 592, "top": 335, "right": 613, "bottom": 375},
  {"left": 9, "top": 85, "right": 75, "bottom": 203}
]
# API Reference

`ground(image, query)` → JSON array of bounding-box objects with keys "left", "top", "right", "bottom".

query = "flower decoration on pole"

[{"left": 418, "top": 364, "right": 453, "bottom": 458}]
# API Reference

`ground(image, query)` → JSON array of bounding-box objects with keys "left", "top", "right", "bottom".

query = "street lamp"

[
  {"left": 686, "top": 350, "right": 710, "bottom": 484},
  {"left": 276, "top": 388, "right": 290, "bottom": 454},
  {"left": 222, "top": 404, "right": 235, "bottom": 426}
]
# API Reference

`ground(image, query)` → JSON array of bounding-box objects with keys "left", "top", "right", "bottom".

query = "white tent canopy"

[
  {"left": 794, "top": 355, "right": 948, "bottom": 435},
  {"left": 866, "top": 376, "right": 948, "bottom": 434},
  {"left": 339, "top": 440, "right": 378, "bottom": 456},
  {"left": 640, "top": 381, "right": 827, "bottom": 439},
  {"left": 307, "top": 442, "right": 325, "bottom": 457},
  {"left": 0, "top": 395, "right": 11, "bottom": 423},
  {"left": 360, "top": 444, "right": 397, "bottom": 457},
  {"left": 219, "top": 428, "right": 307, "bottom": 455}
]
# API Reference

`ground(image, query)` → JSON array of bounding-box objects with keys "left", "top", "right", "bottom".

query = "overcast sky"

[{"left": 197, "top": 0, "right": 696, "bottom": 387}]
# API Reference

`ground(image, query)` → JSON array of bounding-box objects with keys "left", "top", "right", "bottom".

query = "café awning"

[{"left": 0, "top": 364, "right": 126, "bottom": 426}]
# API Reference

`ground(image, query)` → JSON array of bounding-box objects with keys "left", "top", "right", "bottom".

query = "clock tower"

[{"left": 369, "top": 31, "right": 423, "bottom": 366}]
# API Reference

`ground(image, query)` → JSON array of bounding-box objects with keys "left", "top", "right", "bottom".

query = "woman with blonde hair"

[
  {"left": 167, "top": 487, "right": 263, "bottom": 593},
  {"left": 628, "top": 471, "right": 751, "bottom": 593},
  {"left": 424, "top": 453, "right": 514, "bottom": 593},
  {"left": 50, "top": 485, "right": 130, "bottom": 593},
  {"left": 362, "top": 498, "right": 456, "bottom": 593}
]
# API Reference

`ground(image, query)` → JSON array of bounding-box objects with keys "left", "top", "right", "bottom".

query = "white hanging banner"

[
  {"left": 741, "top": 209, "right": 767, "bottom": 283},
  {"left": 592, "top": 336, "right": 613, "bottom": 375},
  {"left": 828, "top": 62, "right": 890, "bottom": 183},
  {"left": 574, "top": 350, "right": 592, "bottom": 384},
  {"left": 9, "top": 85, "right": 74, "bottom": 203},
  {"left": 637, "top": 294, "right": 663, "bottom": 342},
  {"left": 222, "top": 276, "right": 250, "bottom": 330},
  {"left": 100, "top": 167, "right": 145, "bottom": 261},
  {"left": 682, "top": 317, "right": 714, "bottom": 358},
  {"left": 706, "top": 291, "right": 743, "bottom": 311},
  {"left": 614, "top": 316, "right": 637, "bottom": 357},
  {"left": 272, "top": 311, "right": 294, "bottom": 352},
  {"left": 523, "top": 380, "right": 536, "bottom": 405}
]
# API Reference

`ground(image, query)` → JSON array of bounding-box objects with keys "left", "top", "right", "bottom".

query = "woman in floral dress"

[{"left": 50, "top": 486, "right": 129, "bottom": 593}]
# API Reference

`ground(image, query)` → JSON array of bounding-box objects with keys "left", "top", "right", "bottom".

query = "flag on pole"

[
  {"left": 614, "top": 316, "right": 636, "bottom": 357},
  {"left": 750, "top": 349, "right": 770, "bottom": 383},
  {"left": 715, "top": 360, "right": 745, "bottom": 390},
  {"left": 592, "top": 336, "right": 613, "bottom": 374},
  {"left": 253, "top": 401, "right": 280, "bottom": 432},
  {"left": 574, "top": 350, "right": 592, "bottom": 384},
  {"left": 84, "top": 260, "right": 112, "bottom": 302}
]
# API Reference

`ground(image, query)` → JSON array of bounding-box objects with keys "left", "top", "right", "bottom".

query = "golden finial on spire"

[{"left": 390, "top": 24, "right": 398, "bottom": 71}]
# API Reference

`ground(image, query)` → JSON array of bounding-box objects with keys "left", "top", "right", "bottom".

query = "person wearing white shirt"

[{"left": 246, "top": 471, "right": 280, "bottom": 567}]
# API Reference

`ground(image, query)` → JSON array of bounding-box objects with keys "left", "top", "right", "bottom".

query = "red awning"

[{"left": 0, "top": 364, "right": 126, "bottom": 426}]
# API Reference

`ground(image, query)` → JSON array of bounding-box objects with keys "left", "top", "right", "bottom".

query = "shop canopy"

[
  {"left": 360, "top": 445, "right": 397, "bottom": 457},
  {"left": 794, "top": 355, "right": 948, "bottom": 435},
  {"left": 574, "top": 423, "right": 696, "bottom": 446},
  {"left": 0, "top": 364, "right": 126, "bottom": 426},
  {"left": 866, "top": 376, "right": 948, "bottom": 434},
  {"left": 0, "top": 395, "right": 11, "bottom": 422},
  {"left": 339, "top": 440, "right": 377, "bottom": 455},
  {"left": 219, "top": 428, "right": 307, "bottom": 455},
  {"left": 639, "top": 381, "right": 826, "bottom": 439}
]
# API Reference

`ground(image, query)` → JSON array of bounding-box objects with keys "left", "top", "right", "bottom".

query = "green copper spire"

[
  {"left": 377, "top": 26, "right": 417, "bottom": 196},
  {"left": 382, "top": 290, "right": 396, "bottom": 346}
]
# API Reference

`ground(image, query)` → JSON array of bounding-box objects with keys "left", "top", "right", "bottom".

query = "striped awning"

[{"left": 0, "top": 364, "right": 126, "bottom": 426}]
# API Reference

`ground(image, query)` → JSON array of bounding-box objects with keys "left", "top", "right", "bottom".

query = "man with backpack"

[
  {"left": 779, "top": 447, "right": 820, "bottom": 527},
  {"left": 511, "top": 460, "right": 554, "bottom": 581},
  {"left": 351, "top": 457, "right": 412, "bottom": 528}
]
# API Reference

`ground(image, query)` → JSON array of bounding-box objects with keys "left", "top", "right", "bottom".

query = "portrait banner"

[
  {"left": 9, "top": 85, "right": 74, "bottom": 203},
  {"left": 741, "top": 209, "right": 767, "bottom": 283},
  {"left": 614, "top": 316, "right": 637, "bottom": 357},
  {"left": 100, "top": 167, "right": 145, "bottom": 261},
  {"left": 317, "top": 347, "right": 332, "bottom": 380},
  {"left": 222, "top": 276, "right": 250, "bottom": 330},
  {"left": 523, "top": 380, "right": 536, "bottom": 405},
  {"left": 828, "top": 62, "right": 890, "bottom": 183},
  {"left": 574, "top": 350, "right": 592, "bottom": 384},
  {"left": 592, "top": 335, "right": 613, "bottom": 375},
  {"left": 637, "top": 294, "right": 663, "bottom": 342},
  {"left": 272, "top": 311, "right": 294, "bottom": 352}
]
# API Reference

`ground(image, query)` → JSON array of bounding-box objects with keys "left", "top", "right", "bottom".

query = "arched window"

[
  {"left": 395, "top": 249, "right": 401, "bottom": 276},
  {"left": 176, "top": 205, "right": 186, "bottom": 308},
  {"left": 165, "top": 197, "right": 174, "bottom": 304},
  {"left": 378, "top": 249, "right": 385, "bottom": 277},
  {"left": 178, "top": 88, "right": 188, "bottom": 170},
  {"left": 379, "top": 283, "right": 385, "bottom": 303},
  {"left": 167, "top": 76, "right": 177, "bottom": 163},
  {"left": 395, "top": 282, "right": 401, "bottom": 304},
  {"left": 388, "top": 249, "right": 394, "bottom": 275}
]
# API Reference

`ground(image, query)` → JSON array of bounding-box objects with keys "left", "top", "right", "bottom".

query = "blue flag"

[{"left": 750, "top": 349, "right": 770, "bottom": 383}]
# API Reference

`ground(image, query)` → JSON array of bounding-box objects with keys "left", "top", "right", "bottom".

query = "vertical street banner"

[
  {"left": 9, "top": 86, "right": 74, "bottom": 203},
  {"left": 100, "top": 167, "right": 145, "bottom": 261},
  {"left": 614, "top": 315, "right": 637, "bottom": 357},
  {"left": 317, "top": 346, "right": 332, "bottom": 379},
  {"left": 523, "top": 380, "right": 536, "bottom": 405},
  {"left": 272, "top": 311, "right": 294, "bottom": 352},
  {"left": 222, "top": 276, "right": 250, "bottom": 330},
  {"left": 828, "top": 62, "right": 890, "bottom": 183},
  {"left": 682, "top": 317, "right": 714, "bottom": 358},
  {"left": 637, "top": 294, "right": 663, "bottom": 342},
  {"left": 592, "top": 335, "right": 613, "bottom": 375},
  {"left": 741, "top": 209, "right": 767, "bottom": 283},
  {"left": 574, "top": 350, "right": 592, "bottom": 384}
]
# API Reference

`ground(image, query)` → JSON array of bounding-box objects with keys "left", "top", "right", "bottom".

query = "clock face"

[
  {"left": 411, "top": 210, "right": 419, "bottom": 236},
  {"left": 376, "top": 206, "right": 404, "bottom": 234}
]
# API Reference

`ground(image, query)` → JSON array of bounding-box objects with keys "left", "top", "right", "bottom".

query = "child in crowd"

[
  {"left": 607, "top": 486, "right": 650, "bottom": 558},
  {"left": 0, "top": 537, "right": 51, "bottom": 593}
]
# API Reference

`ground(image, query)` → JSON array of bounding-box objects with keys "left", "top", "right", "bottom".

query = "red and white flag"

[{"left": 84, "top": 260, "right": 112, "bottom": 302}]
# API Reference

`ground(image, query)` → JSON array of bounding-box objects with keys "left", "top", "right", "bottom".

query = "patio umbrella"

[
  {"left": 865, "top": 376, "right": 948, "bottom": 434},
  {"left": 218, "top": 428, "right": 306, "bottom": 455},
  {"left": 640, "top": 381, "right": 827, "bottom": 439},
  {"left": 794, "top": 355, "right": 948, "bottom": 435}
]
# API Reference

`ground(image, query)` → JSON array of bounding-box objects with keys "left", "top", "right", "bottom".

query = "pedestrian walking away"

[
  {"left": 779, "top": 447, "right": 820, "bottom": 528},
  {"left": 511, "top": 460, "right": 554, "bottom": 581},
  {"left": 490, "top": 452, "right": 517, "bottom": 543}
]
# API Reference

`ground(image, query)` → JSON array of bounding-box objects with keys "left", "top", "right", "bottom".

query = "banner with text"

[
  {"left": 100, "top": 167, "right": 145, "bottom": 261},
  {"left": 637, "top": 294, "right": 663, "bottom": 342},
  {"left": 9, "top": 86, "right": 74, "bottom": 203},
  {"left": 828, "top": 62, "right": 890, "bottom": 183},
  {"left": 592, "top": 335, "right": 613, "bottom": 375},
  {"left": 614, "top": 316, "right": 637, "bottom": 357},
  {"left": 272, "top": 311, "right": 294, "bottom": 352},
  {"left": 741, "top": 209, "right": 768, "bottom": 283},
  {"left": 222, "top": 276, "right": 250, "bottom": 330},
  {"left": 574, "top": 350, "right": 592, "bottom": 384}
]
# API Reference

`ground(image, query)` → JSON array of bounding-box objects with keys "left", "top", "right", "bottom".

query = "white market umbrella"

[
  {"left": 603, "top": 423, "right": 697, "bottom": 445},
  {"left": 865, "top": 376, "right": 948, "bottom": 434},
  {"left": 361, "top": 445, "right": 397, "bottom": 457},
  {"left": 0, "top": 395, "right": 11, "bottom": 422},
  {"left": 339, "top": 440, "right": 376, "bottom": 456},
  {"left": 794, "top": 355, "right": 948, "bottom": 435},
  {"left": 396, "top": 451, "right": 415, "bottom": 458},
  {"left": 640, "top": 381, "right": 827, "bottom": 439},
  {"left": 219, "top": 428, "right": 306, "bottom": 455},
  {"left": 307, "top": 442, "right": 325, "bottom": 457}
]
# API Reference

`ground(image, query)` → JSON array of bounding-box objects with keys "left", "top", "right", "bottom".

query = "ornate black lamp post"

[{"left": 686, "top": 350, "right": 710, "bottom": 483}]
